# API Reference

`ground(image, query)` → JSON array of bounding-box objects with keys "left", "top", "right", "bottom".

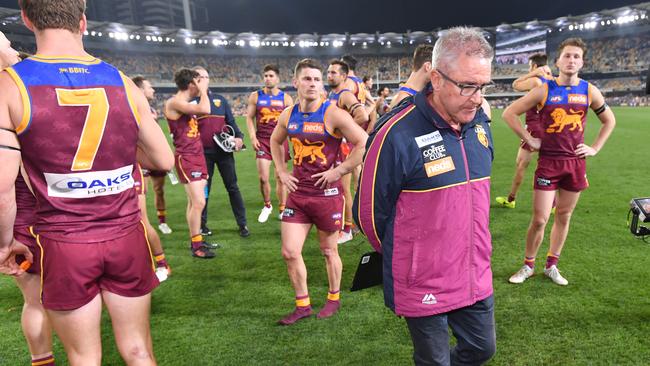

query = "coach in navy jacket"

[{"left": 354, "top": 27, "right": 496, "bottom": 366}]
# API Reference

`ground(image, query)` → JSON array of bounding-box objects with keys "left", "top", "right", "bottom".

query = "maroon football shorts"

[
  {"left": 14, "top": 226, "right": 40, "bottom": 275},
  {"left": 256, "top": 135, "right": 290, "bottom": 162},
  {"left": 534, "top": 157, "right": 588, "bottom": 192},
  {"left": 38, "top": 222, "right": 159, "bottom": 311},
  {"left": 175, "top": 153, "right": 208, "bottom": 184},
  {"left": 282, "top": 191, "right": 345, "bottom": 232}
]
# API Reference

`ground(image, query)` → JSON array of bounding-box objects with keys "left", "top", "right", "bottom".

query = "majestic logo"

[
  {"left": 568, "top": 94, "right": 587, "bottom": 104},
  {"left": 475, "top": 125, "right": 489, "bottom": 148},
  {"left": 291, "top": 138, "right": 327, "bottom": 165},
  {"left": 186, "top": 117, "right": 199, "bottom": 138},
  {"left": 547, "top": 108, "right": 584, "bottom": 133},
  {"left": 212, "top": 99, "right": 222, "bottom": 108},
  {"left": 421, "top": 293, "right": 437, "bottom": 305},
  {"left": 424, "top": 156, "right": 455, "bottom": 178},
  {"left": 324, "top": 188, "right": 339, "bottom": 196},
  {"left": 303, "top": 122, "right": 325, "bottom": 135},
  {"left": 550, "top": 95, "right": 563, "bottom": 103},
  {"left": 258, "top": 107, "right": 281, "bottom": 124},
  {"left": 536, "top": 177, "right": 551, "bottom": 187},
  {"left": 414, "top": 131, "right": 443, "bottom": 148},
  {"left": 282, "top": 208, "right": 295, "bottom": 217},
  {"left": 44, "top": 165, "right": 134, "bottom": 199}
]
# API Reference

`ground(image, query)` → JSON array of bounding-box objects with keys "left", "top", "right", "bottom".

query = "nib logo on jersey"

[{"left": 44, "top": 165, "right": 135, "bottom": 199}]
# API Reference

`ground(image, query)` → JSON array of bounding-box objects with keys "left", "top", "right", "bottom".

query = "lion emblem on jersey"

[
  {"left": 475, "top": 125, "right": 489, "bottom": 148},
  {"left": 546, "top": 108, "right": 584, "bottom": 133},
  {"left": 291, "top": 138, "right": 327, "bottom": 166},
  {"left": 187, "top": 117, "right": 199, "bottom": 138},
  {"left": 259, "top": 107, "right": 282, "bottom": 124}
]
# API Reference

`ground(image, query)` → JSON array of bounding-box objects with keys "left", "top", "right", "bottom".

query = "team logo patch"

[
  {"left": 536, "top": 177, "right": 551, "bottom": 187},
  {"left": 258, "top": 107, "right": 281, "bottom": 124},
  {"left": 424, "top": 156, "right": 455, "bottom": 178},
  {"left": 550, "top": 95, "right": 563, "bottom": 103},
  {"left": 421, "top": 142, "right": 447, "bottom": 162},
  {"left": 547, "top": 108, "right": 584, "bottom": 133},
  {"left": 213, "top": 99, "right": 222, "bottom": 108},
  {"left": 414, "top": 131, "right": 443, "bottom": 148},
  {"left": 258, "top": 100, "right": 269, "bottom": 106},
  {"left": 44, "top": 165, "right": 134, "bottom": 199},
  {"left": 475, "top": 125, "right": 489, "bottom": 148},
  {"left": 271, "top": 100, "right": 284, "bottom": 107},
  {"left": 291, "top": 138, "right": 327, "bottom": 165},
  {"left": 287, "top": 122, "right": 299, "bottom": 131},
  {"left": 568, "top": 94, "right": 587, "bottom": 105},
  {"left": 282, "top": 208, "right": 295, "bottom": 217},
  {"left": 324, "top": 188, "right": 339, "bottom": 196},
  {"left": 303, "top": 122, "right": 325, "bottom": 135}
]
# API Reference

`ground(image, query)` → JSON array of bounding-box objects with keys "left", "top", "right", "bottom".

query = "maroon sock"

[
  {"left": 278, "top": 306, "right": 312, "bottom": 325},
  {"left": 524, "top": 256, "right": 535, "bottom": 269},
  {"left": 545, "top": 253, "right": 559, "bottom": 269},
  {"left": 32, "top": 354, "right": 55, "bottom": 366},
  {"left": 317, "top": 300, "right": 341, "bottom": 319}
]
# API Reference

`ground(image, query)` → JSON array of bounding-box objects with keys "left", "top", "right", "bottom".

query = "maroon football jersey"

[
  {"left": 255, "top": 89, "right": 286, "bottom": 139},
  {"left": 14, "top": 174, "right": 36, "bottom": 229},
  {"left": 8, "top": 55, "right": 141, "bottom": 242},
  {"left": 286, "top": 100, "right": 343, "bottom": 196},
  {"left": 167, "top": 112, "right": 203, "bottom": 156}
]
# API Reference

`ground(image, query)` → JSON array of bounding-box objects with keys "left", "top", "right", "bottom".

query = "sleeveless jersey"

[
  {"left": 347, "top": 75, "right": 367, "bottom": 105},
  {"left": 255, "top": 89, "right": 286, "bottom": 139},
  {"left": 538, "top": 78, "right": 590, "bottom": 159},
  {"left": 398, "top": 85, "right": 418, "bottom": 96},
  {"left": 286, "top": 100, "right": 342, "bottom": 196},
  {"left": 167, "top": 112, "right": 203, "bottom": 155},
  {"left": 525, "top": 76, "right": 551, "bottom": 132},
  {"left": 15, "top": 174, "right": 36, "bottom": 229},
  {"left": 8, "top": 55, "right": 141, "bottom": 242}
]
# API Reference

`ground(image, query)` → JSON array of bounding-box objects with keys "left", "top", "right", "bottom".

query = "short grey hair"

[{"left": 431, "top": 27, "right": 494, "bottom": 70}]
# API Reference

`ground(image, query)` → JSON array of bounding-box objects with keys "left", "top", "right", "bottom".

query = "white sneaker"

[
  {"left": 509, "top": 265, "right": 534, "bottom": 284},
  {"left": 278, "top": 212, "right": 284, "bottom": 220},
  {"left": 155, "top": 267, "right": 169, "bottom": 282},
  {"left": 158, "top": 223, "right": 172, "bottom": 234},
  {"left": 337, "top": 230, "right": 353, "bottom": 245},
  {"left": 543, "top": 265, "right": 568, "bottom": 286},
  {"left": 258, "top": 205, "right": 273, "bottom": 223}
]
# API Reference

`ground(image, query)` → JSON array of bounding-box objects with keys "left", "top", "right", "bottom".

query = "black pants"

[
  {"left": 201, "top": 150, "right": 247, "bottom": 228},
  {"left": 405, "top": 295, "right": 496, "bottom": 366}
]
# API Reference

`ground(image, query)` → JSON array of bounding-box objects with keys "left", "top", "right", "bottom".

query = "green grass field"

[{"left": 1, "top": 107, "right": 650, "bottom": 365}]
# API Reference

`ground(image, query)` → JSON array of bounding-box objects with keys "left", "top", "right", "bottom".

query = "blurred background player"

[
  {"left": 132, "top": 75, "right": 173, "bottom": 234},
  {"left": 164, "top": 68, "right": 218, "bottom": 259},
  {"left": 193, "top": 66, "right": 250, "bottom": 238},
  {"left": 363, "top": 75, "right": 374, "bottom": 93},
  {"left": 0, "top": 0, "right": 175, "bottom": 364},
  {"left": 245, "top": 64, "right": 293, "bottom": 223},
  {"left": 375, "top": 85, "right": 391, "bottom": 117},
  {"left": 132, "top": 75, "right": 171, "bottom": 280},
  {"left": 495, "top": 54, "right": 553, "bottom": 209},
  {"left": 504, "top": 38, "right": 616, "bottom": 286},
  {"left": 390, "top": 44, "right": 433, "bottom": 108},
  {"left": 0, "top": 34, "right": 56, "bottom": 366},
  {"left": 271, "top": 59, "right": 367, "bottom": 325},
  {"left": 327, "top": 59, "right": 369, "bottom": 244}
]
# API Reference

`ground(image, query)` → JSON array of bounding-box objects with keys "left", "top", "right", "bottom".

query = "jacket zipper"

[{"left": 457, "top": 129, "right": 475, "bottom": 302}]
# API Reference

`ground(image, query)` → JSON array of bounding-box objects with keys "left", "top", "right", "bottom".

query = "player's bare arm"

[
  {"left": 339, "top": 90, "right": 369, "bottom": 126},
  {"left": 0, "top": 71, "right": 32, "bottom": 272},
  {"left": 312, "top": 106, "right": 368, "bottom": 188},
  {"left": 575, "top": 84, "right": 616, "bottom": 158},
  {"left": 502, "top": 85, "right": 547, "bottom": 150},
  {"left": 245, "top": 91, "right": 260, "bottom": 150},
  {"left": 166, "top": 79, "right": 210, "bottom": 118},
  {"left": 123, "top": 77, "right": 174, "bottom": 171},
  {"left": 270, "top": 108, "right": 297, "bottom": 191}
]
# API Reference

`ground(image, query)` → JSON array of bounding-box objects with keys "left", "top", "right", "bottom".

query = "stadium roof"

[{"left": 0, "top": 2, "right": 647, "bottom": 49}]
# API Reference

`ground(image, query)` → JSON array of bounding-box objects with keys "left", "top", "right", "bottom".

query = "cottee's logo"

[
  {"left": 303, "top": 122, "right": 325, "bottom": 135},
  {"left": 568, "top": 94, "right": 587, "bottom": 104}
]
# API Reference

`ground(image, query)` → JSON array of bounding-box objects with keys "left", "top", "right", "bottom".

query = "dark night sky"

[{"left": 0, "top": 0, "right": 645, "bottom": 33}]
